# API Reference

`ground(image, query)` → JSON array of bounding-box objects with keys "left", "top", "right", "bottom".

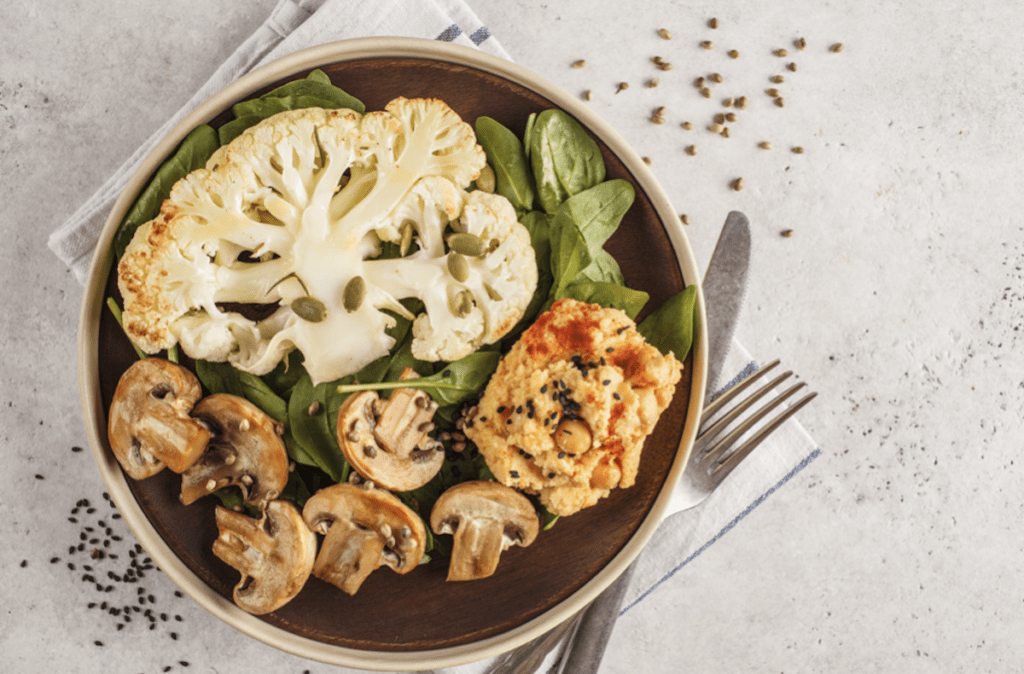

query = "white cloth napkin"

[{"left": 47, "top": 1, "right": 821, "bottom": 671}]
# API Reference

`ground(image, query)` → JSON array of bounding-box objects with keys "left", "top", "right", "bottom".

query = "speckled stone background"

[{"left": 3, "top": 0, "right": 1024, "bottom": 672}]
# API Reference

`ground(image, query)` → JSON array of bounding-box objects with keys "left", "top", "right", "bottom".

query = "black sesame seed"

[
  {"left": 100, "top": 602, "right": 108, "bottom": 610},
  {"left": 148, "top": 595, "right": 156, "bottom": 603},
  {"left": 175, "top": 614, "right": 183, "bottom": 621},
  {"left": 174, "top": 591, "right": 183, "bottom": 598},
  {"left": 497, "top": 406, "right": 506, "bottom": 413},
  {"left": 149, "top": 624, "right": 156, "bottom": 631},
  {"left": 442, "top": 370, "right": 451, "bottom": 378},
  {"left": 548, "top": 473, "right": 556, "bottom": 478},
  {"left": 116, "top": 624, "right": 124, "bottom": 631},
  {"left": 606, "top": 347, "right": 614, "bottom": 353},
  {"left": 94, "top": 640, "right": 103, "bottom": 647},
  {"left": 67, "top": 562, "right": 75, "bottom": 571},
  {"left": 617, "top": 326, "right": 627, "bottom": 334},
  {"left": 540, "top": 384, "right": 548, "bottom": 393},
  {"left": 479, "top": 416, "right": 487, "bottom": 422},
  {"left": 163, "top": 667, "right": 172, "bottom": 673},
  {"left": 515, "top": 405, "right": 523, "bottom": 414},
  {"left": 603, "top": 380, "right": 611, "bottom": 386},
  {"left": 506, "top": 418, "right": 512, "bottom": 425},
  {"left": 170, "top": 632, "right": 179, "bottom": 640},
  {"left": 112, "top": 513, "right": 121, "bottom": 520},
  {"left": 180, "top": 662, "right": 190, "bottom": 668},
  {"left": 72, "top": 446, "right": 83, "bottom": 453},
  {"left": 558, "top": 452, "right": 566, "bottom": 459},
  {"left": 552, "top": 393, "right": 558, "bottom": 401},
  {"left": 35, "top": 474, "right": 44, "bottom": 480},
  {"left": 50, "top": 557, "right": 59, "bottom": 564},
  {"left": 88, "top": 602, "right": 97, "bottom": 609},
  {"left": 68, "top": 517, "right": 77, "bottom": 523},
  {"left": 613, "top": 393, "right": 622, "bottom": 400},
  {"left": 544, "top": 419, "right": 550, "bottom": 426},
  {"left": 20, "top": 560, "right": 27, "bottom": 568},
  {"left": 86, "top": 508, "right": 96, "bottom": 514},
  {"left": 161, "top": 613, "right": 168, "bottom": 621},
  {"left": 510, "top": 471, "right": 520, "bottom": 478}
]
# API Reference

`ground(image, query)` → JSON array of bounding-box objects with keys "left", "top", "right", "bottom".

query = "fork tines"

[{"left": 696, "top": 360, "right": 816, "bottom": 479}]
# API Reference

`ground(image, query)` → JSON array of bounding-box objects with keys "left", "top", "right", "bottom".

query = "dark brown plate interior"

[{"left": 96, "top": 56, "right": 691, "bottom": 651}]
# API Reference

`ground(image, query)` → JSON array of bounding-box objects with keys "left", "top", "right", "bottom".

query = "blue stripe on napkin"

[
  {"left": 436, "top": 24, "right": 462, "bottom": 42},
  {"left": 469, "top": 26, "right": 491, "bottom": 45}
]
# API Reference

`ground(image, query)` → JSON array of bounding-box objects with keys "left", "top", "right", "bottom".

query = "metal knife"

[{"left": 548, "top": 210, "right": 752, "bottom": 674}]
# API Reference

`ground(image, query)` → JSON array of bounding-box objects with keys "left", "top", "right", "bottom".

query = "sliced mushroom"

[
  {"left": 212, "top": 499, "right": 317, "bottom": 615},
  {"left": 107, "top": 358, "right": 210, "bottom": 480},
  {"left": 180, "top": 394, "right": 288, "bottom": 510},
  {"left": 430, "top": 481, "right": 540, "bottom": 582},
  {"left": 335, "top": 368, "right": 444, "bottom": 491},
  {"left": 302, "top": 483, "right": 427, "bottom": 595}
]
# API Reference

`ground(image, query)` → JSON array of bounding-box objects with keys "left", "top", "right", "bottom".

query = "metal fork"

[{"left": 670, "top": 358, "right": 817, "bottom": 513}]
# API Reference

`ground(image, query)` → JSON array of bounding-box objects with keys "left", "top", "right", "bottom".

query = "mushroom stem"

[
  {"left": 314, "top": 520, "right": 387, "bottom": 595},
  {"left": 447, "top": 518, "right": 505, "bottom": 581}
]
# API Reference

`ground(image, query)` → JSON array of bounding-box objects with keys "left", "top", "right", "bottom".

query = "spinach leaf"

[
  {"left": 551, "top": 179, "right": 634, "bottom": 255},
  {"left": 114, "top": 124, "right": 220, "bottom": 259},
  {"left": 549, "top": 215, "right": 592, "bottom": 299},
  {"left": 514, "top": 210, "right": 555, "bottom": 329},
  {"left": 217, "top": 114, "right": 263, "bottom": 145},
  {"left": 194, "top": 360, "right": 288, "bottom": 424},
  {"left": 529, "top": 110, "right": 606, "bottom": 214},
  {"left": 260, "top": 350, "right": 306, "bottom": 399},
  {"left": 336, "top": 351, "right": 501, "bottom": 407},
  {"left": 564, "top": 282, "right": 649, "bottom": 320},
  {"left": 637, "top": 285, "right": 700, "bottom": 360},
  {"left": 475, "top": 116, "right": 535, "bottom": 214},
  {"left": 576, "top": 247, "right": 625, "bottom": 286},
  {"left": 287, "top": 373, "right": 347, "bottom": 483}
]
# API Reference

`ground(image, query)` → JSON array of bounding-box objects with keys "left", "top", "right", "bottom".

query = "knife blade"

[{"left": 548, "top": 210, "right": 752, "bottom": 674}]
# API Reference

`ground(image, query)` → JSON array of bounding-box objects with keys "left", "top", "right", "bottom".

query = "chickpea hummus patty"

[{"left": 464, "top": 298, "right": 682, "bottom": 516}]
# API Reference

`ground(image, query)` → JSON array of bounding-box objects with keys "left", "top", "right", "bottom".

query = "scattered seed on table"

[
  {"left": 731, "top": 177, "right": 745, "bottom": 191},
  {"left": 728, "top": 49, "right": 740, "bottom": 59},
  {"left": 582, "top": 89, "right": 593, "bottom": 101},
  {"left": 646, "top": 77, "right": 660, "bottom": 88},
  {"left": 708, "top": 123, "right": 724, "bottom": 134},
  {"left": 694, "top": 76, "right": 705, "bottom": 88},
  {"left": 770, "top": 75, "right": 786, "bottom": 84},
  {"left": 721, "top": 127, "right": 731, "bottom": 138},
  {"left": 774, "top": 48, "right": 788, "bottom": 57},
  {"left": 616, "top": 82, "right": 629, "bottom": 93},
  {"left": 831, "top": 43, "right": 845, "bottom": 53},
  {"left": 792, "top": 146, "right": 805, "bottom": 154},
  {"left": 685, "top": 144, "right": 698, "bottom": 156},
  {"left": 35, "top": 474, "right": 44, "bottom": 480},
  {"left": 658, "top": 28, "right": 672, "bottom": 40},
  {"left": 735, "top": 96, "right": 748, "bottom": 109},
  {"left": 20, "top": 560, "right": 27, "bottom": 568},
  {"left": 774, "top": 97, "right": 786, "bottom": 108},
  {"left": 72, "top": 446, "right": 83, "bottom": 453},
  {"left": 680, "top": 214, "right": 691, "bottom": 225},
  {"left": 725, "top": 112, "right": 738, "bottom": 122},
  {"left": 758, "top": 141, "right": 774, "bottom": 150},
  {"left": 642, "top": 157, "right": 653, "bottom": 165},
  {"left": 781, "top": 229, "right": 795, "bottom": 238},
  {"left": 710, "top": 72, "right": 723, "bottom": 83},
  {"left": 656, "top": 61, "right": 673, "bottom": 71},
  {"left": 700, "top": 40, "right": 714, "bottom": 50},
  {"left": 650, "top": 114, "right": 665, "bottom": 125},
  {"left": 652, "top": 55, "right": 665, "bottom": 65},
  {"left": 766, "top": 87, "right": 780, "bottom": 97},
  {"left": 700, "top": 87, "right": 712, "bottom": 98},
  {"left": 796, "top": 37, "right": 807, "bottom": 50},
  {"left": 681, "top": 121, "right": 693, "bottom": 130},
  {"left": 571, "top": 59, "right": 587, "bottom": 69},
  {"left": 787, "top": 62, "right": 798, "bottom": 72},
  {"left": 723, "top": 97, "right": 734, "bottom": 107},
  {"left": 708, "top": 17, "right": 719, "bottom": 29},
  {"left": 713, "top": 112, "right": 726, "bottom": 124}
]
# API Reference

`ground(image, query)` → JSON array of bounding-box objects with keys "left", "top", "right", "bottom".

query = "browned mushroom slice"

[
  {"left": 302, "top": 483, "right": 427, "bottom": 595},
  {"left": 212, "top": 499, "right": 316, "bottom": 615},
  {"left": 180, "top": 394, "right": 288, "bottom": 510},
  {"left": 335, "top": 369, "right": 444, "bottom": 491},
  {"left": 430, "top": 481, "right": 540, "bottom": 582},
  {"left": 107, "top": 358, "right": 210, "bottom": 480}
]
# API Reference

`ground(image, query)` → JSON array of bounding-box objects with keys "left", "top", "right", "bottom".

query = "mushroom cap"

[
  {"left": 107, "top": 358, "right": 210, "bottom": 479},
  {"left": 335, "top": 390, "right": 444, "bottom": 492},
  {"left": 180, "top": 394, "right": 289, "bottom": 510},
  {"left": 212, "top": 499, "right": 317, "bottom": 615},
  {"left": 430, "top": 480, "right": 540, "bottom": 582},
  {"left": 302, "top": 483, "right": 427, "bottom": 595}
]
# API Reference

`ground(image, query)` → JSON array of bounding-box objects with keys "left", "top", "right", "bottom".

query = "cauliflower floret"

[{"left": 118, "top": 98, "right": 533, "bottom": 385}]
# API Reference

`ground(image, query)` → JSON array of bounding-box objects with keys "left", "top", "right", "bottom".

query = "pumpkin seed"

[
  {"left": 447, "top": 252, "right": 470, "bottom": 282},
  {"left": 449, "top": 289, "right": 475, "bottom": 318},
  {"left": 448, "top": 232, "right": 487, "bottom": 257},
  {"left": 292, "top": 296, "right": 327, "bottom": 322},
  {"left": 399, "top": 221, "right": 414, "bottom": 256},
  {"left": 484, "top": 283, "right": 503, "bottom": 301},
  {"left": 477, "top": 164, "right": 496, "bottom": 193},
  {"left": 343, "top": 276, "right": 366, "bottom": 312}
]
